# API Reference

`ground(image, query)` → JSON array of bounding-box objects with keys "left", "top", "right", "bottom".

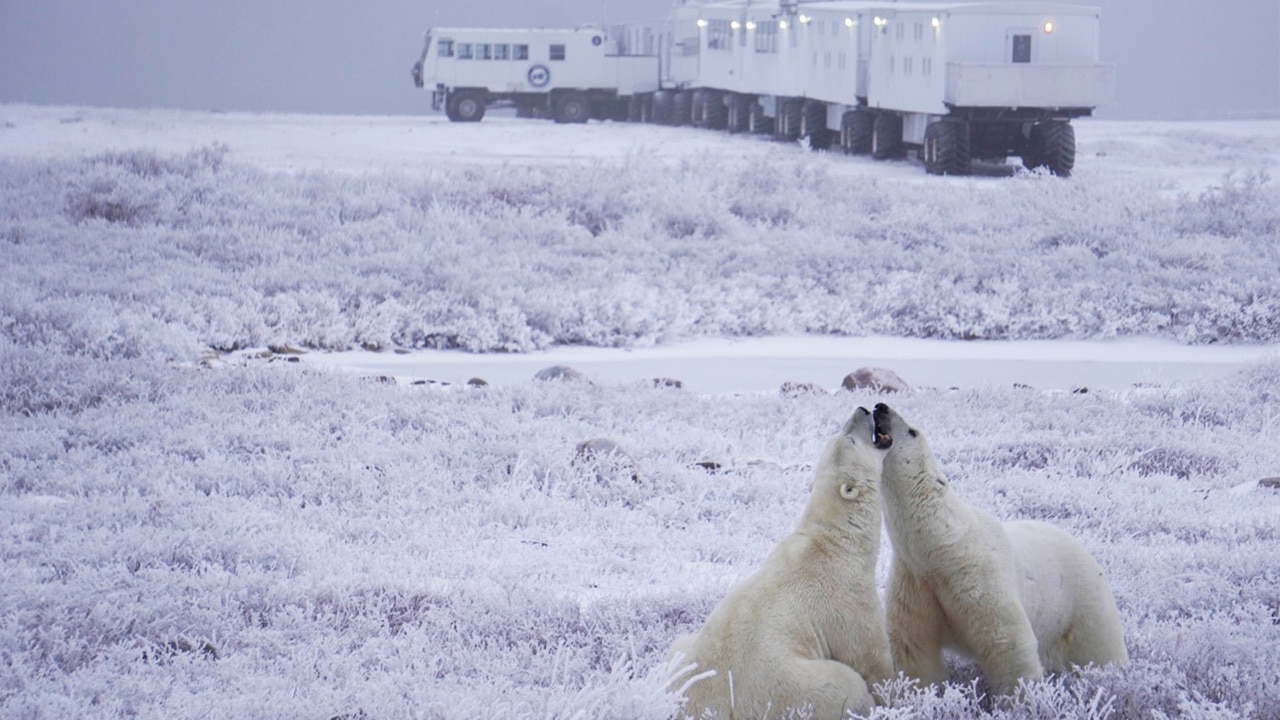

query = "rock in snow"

[
  {"left": 842, "top": 366, "right": 911, "bottom": 393},
  {"left": 534, "top": 365, "right": 591, "bottom": 383}
]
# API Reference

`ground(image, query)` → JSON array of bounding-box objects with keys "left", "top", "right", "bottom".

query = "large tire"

[
  {"left": 554, "top": 91, "right": 591, "bottom": 124},
  {"left": 726, "top": 93, "right": 751, "bottom": 133},
  {"left": 842, "top": 109, "right": 876, "bottom": 155},
  {"left": 776, "top": 98, "right": 802, "bottom": 141},
  {"left": 690, "top": 90, "right": 707, "bottom": 127},
  {"left": 447, "top": 90, "right": 486, "bottom": 123},
  {"left": 748, "top": 101, "right": 772, "bottom": 134},
  {"left": 1025, "top": 121, "right": 1076, "bottom": 177},
  {"left": 672, "top": 91, "right": 693, "bottom": 126},
  {"left": 651, "top": 91, "right": 673, "bottom": 125},
  {"left": 609, "top": 96, "right": 630, "bottom": 122},
  {"left": 801, "top": 100, "right": 832, "bottom": 150},
  {"left": 698, "top": 90, "right": 728, "bottom": 130},
  {"left": 871, "top": 111, "right": 904, "bottom": 160},
  {"left": 922, "top": 119, "right": 972, "bottom": 175},
  {"left": 626, "top": 94, "right": 645, "bottom": 122}
]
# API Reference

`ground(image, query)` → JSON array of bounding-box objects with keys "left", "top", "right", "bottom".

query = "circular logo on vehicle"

[
  {"left": 592, "top": 35, "right": 603, "bottom": 46},
  {"left": 527, "top": 64, "right": 551, "bottom": 88}
]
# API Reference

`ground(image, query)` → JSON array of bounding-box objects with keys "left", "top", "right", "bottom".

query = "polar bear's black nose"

[{"left": 873, "top": 404, "right": 894, "bottom": 449}]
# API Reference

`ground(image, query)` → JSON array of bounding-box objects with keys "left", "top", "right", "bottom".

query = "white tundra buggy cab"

[{"left": 411, "top": 26, "right": 660, "bottom": 123}]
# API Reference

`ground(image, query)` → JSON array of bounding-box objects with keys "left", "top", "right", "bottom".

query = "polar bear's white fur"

[
  {"left": 666, "top": 408, "right": 894, "bottom": 720},
  {"left": 872, "top": 404, "right": 1128, "bottom": 697}
]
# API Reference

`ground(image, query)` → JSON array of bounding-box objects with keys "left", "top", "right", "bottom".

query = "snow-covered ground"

[
  {"left": 4, "top": 103, "right": 1280, "bottom": 185},
  {"left": 2, "top": 104, "right": 1279, "bottom": 719}
]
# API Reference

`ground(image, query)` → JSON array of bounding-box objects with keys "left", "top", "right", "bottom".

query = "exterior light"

[
  {"left": 696, "top": 18, "right": 707, "bottom": 28},
  {"left": 745, "top": 20, "right": 756, "bottom": 30},
  {"left": 730, "top": 20, "right": 740, "bottom": 29},
  {"left": 873, "top": 16, "right": 887, "bottom": 27},
  {"left": 931, "top": 17, "right": 941, "bottom": 28},
  {"left": 779, "top": 19, "right": 788, "bottom": 30},
  {"left": 844, "top": 17, "right": 855, "bottom": 28},
  {"left": 1043, "top": 21, "right": 1054, "bottom": 33},
  {"left": 798, "top": 14, "right": 811, "bottom": 24}
]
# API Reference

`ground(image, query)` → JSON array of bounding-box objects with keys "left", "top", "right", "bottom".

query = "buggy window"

[{"left": 1012, "top": 34, "right": 1031, "bottom": 63}]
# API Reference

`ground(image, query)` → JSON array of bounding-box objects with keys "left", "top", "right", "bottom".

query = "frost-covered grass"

[
  {"left": 2, "top": 346, "right": 1278, "bottom": 719},
  {"left": 2, "top": 116, "right": 1279, "bottom": 718},
  {"left": 2, "top": 143, "right": 1278, "bottom": 360}
]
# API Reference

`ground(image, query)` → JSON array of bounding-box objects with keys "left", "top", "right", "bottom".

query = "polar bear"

[
  {"left": 666, "top": 407, "right": 894, "bottom": 720},
  {"left": 872, "top": 403, "right": 1128, "bottom": 697}
]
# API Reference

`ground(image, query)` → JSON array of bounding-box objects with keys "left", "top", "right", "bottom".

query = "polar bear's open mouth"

[{"left": 873, "top": 404, "right": 893, "bottom": 449}]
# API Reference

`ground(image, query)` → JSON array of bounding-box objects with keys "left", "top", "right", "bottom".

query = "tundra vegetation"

[{"left": 1, "top": 132, "right": 1278, "bottom": 718}]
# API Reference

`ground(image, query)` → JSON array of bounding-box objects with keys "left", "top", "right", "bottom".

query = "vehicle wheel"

[
  {"left": 801, "top": 100, "right": 832, "bottom": 150},
  {"left": 726, "top": 94, "right": 751, "bottom": 133},
  {"left": 627, "top": 94, "right": 646, "bottom": 122},
  {"left": 922, "top": 119, "right": 971, "bottom": 175},
  {"left": 841, "top": 109, "right": 875, "bottom": 154},
  {"left": 651, "top": 91, "right": 673, "bottom": 124},
  {"left": 611, "top": 97, "right": 629, "bottom": 122},
  {"left": 554, "top": 91, "right": 591, "bottom": 124},
  {"left": 672, "top": 91, "right": 692, "bottom": 126},
  {"left": 748, "top": 101, "right": 772, "bottom": 134},
  {"left": 690, "top": 90, "right": 707, "bottom": 127},
  {"left": 447, "top": 90, "right": 486, "bottom": 123},
  {"left": 871, "top": 111, "right": 904, "bottom": 160},
  {"left": 699, "top": 91, "right": 727, "bottom": 130},
  {"left": 1027, "top": 121, "right": 1075, "bottom": 177},
  {"left": 776, "top": 98, "right": 801, "bottom": 141}
]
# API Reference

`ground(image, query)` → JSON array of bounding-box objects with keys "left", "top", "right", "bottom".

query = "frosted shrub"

[
  {"left": 3, "top": 133, "right": 1280, "bottom": 716},
  {"left": 5, "top": 146, "right": 1280, "bottom": 361},
  {"left": 3, "top": 348, "right": 1279, "bottom": 718},
  {"left": 0, "top": 341, "right": 162, "bottom": 417},
  {"left": 1176, "top": 169, "right": 1278, "bottom": 239}
]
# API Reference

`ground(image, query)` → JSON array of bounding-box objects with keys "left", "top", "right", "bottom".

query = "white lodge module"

[{"left": 411, "top": 1, "right": 1114, "bottom": 176}]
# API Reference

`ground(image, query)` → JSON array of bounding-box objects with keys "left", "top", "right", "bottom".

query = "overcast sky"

[{"left": 1, "top": 0, "right": 1276, "bottom": 119}]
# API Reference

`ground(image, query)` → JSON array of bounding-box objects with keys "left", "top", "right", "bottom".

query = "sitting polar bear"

[
  {"left": 666, "top": 407, "right": 895, "bottom": 719},
  {"left": 872, "top": 403, "right": 1128, "bottom": 697}
]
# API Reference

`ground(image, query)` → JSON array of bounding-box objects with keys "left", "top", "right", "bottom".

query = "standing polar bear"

[
  {"left": 872, "top": 404, "right": 1128, "bottom": 697},
  {"left": 666, "top": 408, "right": 895, "bottom": 719}
]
